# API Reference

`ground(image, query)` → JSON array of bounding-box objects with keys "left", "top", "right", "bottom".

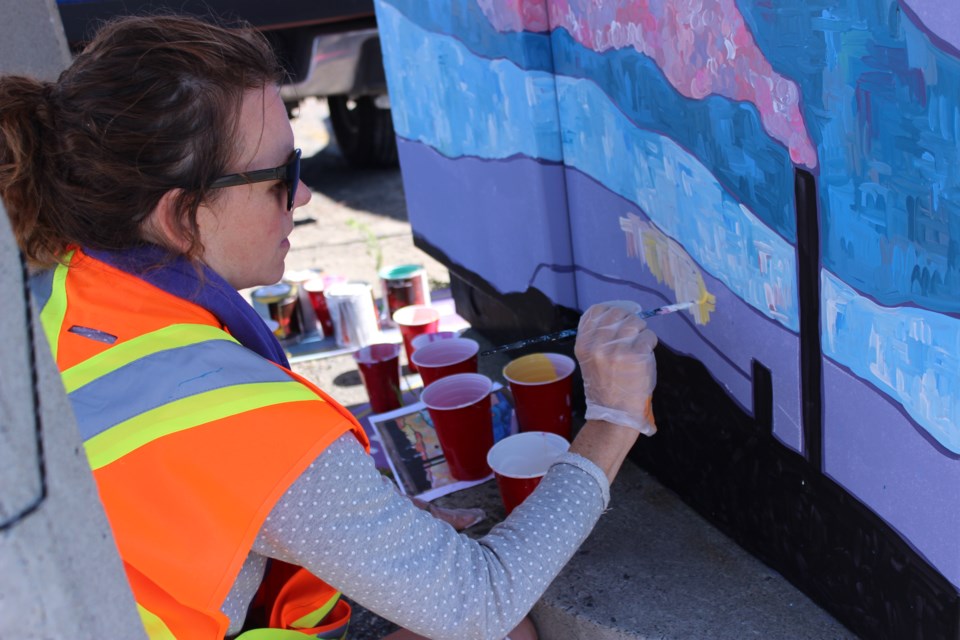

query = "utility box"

[{"left": 376, "top": 0, "right": 960, "bottom": 637}]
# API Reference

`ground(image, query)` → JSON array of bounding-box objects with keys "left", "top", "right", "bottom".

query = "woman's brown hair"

[{"left": 0, "top": 14, "right": 284, "bottom": 268}]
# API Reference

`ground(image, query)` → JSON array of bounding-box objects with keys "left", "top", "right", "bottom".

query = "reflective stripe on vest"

[
  {"left": 138, "top": 603, "right": 178, "bottom": 640},
  {"left": 235, "top": 591, "right": 348, "bottom": 640},
  {"left": 65, "top": 328, "right": 285, "bottom": 441},
  {"left": 37, "top": 250, "right": 73, "bottom": 361},
  {"left": 291, "top": 590, "right": 340, "bottom": 629},
  {"left": 85, "top": 380, "right": 317, "bottom": 470},
  {"left": 61, "top": 323, "right": 242, "bottom": 394},
  {"left": 57, "top": 320, "right": 308, "bottom": 469}
]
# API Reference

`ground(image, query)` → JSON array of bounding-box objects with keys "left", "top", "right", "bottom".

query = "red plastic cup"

[
  {"left": 411, "top": 338, "right": 480, "bottom": 387},
  {"left": 486, "top": 431, "right": 570, "bottom": 515},
  {"left": 410, "top": 330, "right": 458, "bottom": 352},
  {"left": 392, "top": 304, "right": 440, "bottom": 372},
  {"left": 303, "top": 278, "right": 335, "bottom": 338},
  {"left": 502, "top": 353, "right": 576, "bottom": 439},
  {"left": 421, "top": 373, "right": 494, "bottom": 481},
  {"left": 352, "top": 343, "right": 402, "bottom": 414}
]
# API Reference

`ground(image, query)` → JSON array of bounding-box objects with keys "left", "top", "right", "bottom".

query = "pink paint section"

[
  {"left": 477, "top": 0, "right": 818, "bottom": 168},
  {"left": 477, "top": 0, "right": 549, "bottom": 31}
]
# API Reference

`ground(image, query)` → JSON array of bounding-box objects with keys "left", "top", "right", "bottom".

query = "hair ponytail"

[
  {"left": 0, "top": 15, "right": 283, "bottom": 270},
  {"left": 0, "top": 75, "right": 61, "bottom": 267}
]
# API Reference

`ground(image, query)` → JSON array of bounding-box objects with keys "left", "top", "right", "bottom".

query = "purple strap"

[{"left": 86, "top": 245, "right": 290, "bottom": 368}]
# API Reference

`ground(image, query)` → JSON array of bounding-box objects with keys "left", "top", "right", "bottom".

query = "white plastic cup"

[{"left": 486, "top": 431, "right": 570, "bottom": 514}]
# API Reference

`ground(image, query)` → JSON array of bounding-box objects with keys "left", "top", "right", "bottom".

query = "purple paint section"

[
  {"left": 823, "top": 359, "right": 960, "bottom": 589},
  {"left": 903, "top": 0, "right": 960, "bottom": 54},
  {"left": 560, "top": 168, "right": 804, "bottom": 452},
  {"left": 397, "top": 139, "right": 577, "bottom": 308}
]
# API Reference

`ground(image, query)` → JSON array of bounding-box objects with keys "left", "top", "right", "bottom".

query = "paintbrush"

[{"left": 479, "top": 300, "right": 696, "bottom": 357}]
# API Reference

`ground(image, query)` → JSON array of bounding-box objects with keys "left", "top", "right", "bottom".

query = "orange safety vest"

[{"left": 32, "top": 249, "right": 369, "bottom": 639}]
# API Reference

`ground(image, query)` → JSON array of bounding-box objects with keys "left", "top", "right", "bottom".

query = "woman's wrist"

[{"left": 568, "top": 419, "right": 641, "bottom": 484}]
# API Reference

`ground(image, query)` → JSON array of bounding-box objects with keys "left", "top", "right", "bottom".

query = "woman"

[{"left": 0, "top": 15, "right": 659, "bottom": 640}]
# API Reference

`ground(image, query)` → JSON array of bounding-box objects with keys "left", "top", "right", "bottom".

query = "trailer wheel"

[{"left": 327, "top": 95, "right": 398, "bottom": 168}]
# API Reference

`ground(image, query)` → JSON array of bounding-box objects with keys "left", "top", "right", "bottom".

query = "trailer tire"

[{"left": 328, "top": 95, "right": 398, "bottom": 168}]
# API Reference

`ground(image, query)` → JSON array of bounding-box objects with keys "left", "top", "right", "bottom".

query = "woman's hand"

[{"left": 574, "top": 301, "right": 658, "bottom": 435}]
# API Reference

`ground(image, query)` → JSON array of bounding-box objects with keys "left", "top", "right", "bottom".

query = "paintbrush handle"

[
  {"left": 478, "top": 328, "right": 579, "bottom": 357},
  {"left": 478, "top": 300, "right": 695, "bottom": 357}
]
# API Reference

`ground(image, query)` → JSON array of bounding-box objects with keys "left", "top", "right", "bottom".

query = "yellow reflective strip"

[
  {"left": 85, "top": 381, "right": 318, "bottom": 470},
  {"left": 236, "top": 628, "right": 327, "bottom": 639},
  {"left": 61, "top": 323, "right": 238, "bottom": 393},
  {"left": 291, "top": 591, "right": 341, "bottom": 629},
  {"left": 39, "top": 251, "right": 73, "bottom": 362},
  {"left": 137, "top": 603, "right": 178, "bottom": 640}
]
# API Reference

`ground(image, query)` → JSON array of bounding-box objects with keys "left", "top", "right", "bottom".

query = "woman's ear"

[{"left": 142, "top": 189, "right": 193, "bottom": 252}]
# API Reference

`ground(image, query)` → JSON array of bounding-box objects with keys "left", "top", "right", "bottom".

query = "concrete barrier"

[{"left": 0, "top": 1, "right": 145, "bottom": 636}]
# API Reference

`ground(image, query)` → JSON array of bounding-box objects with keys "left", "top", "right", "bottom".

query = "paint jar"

[
  {"left": 251, "top": 283, "right": 301, "bottom": 341},
  {"left": 325, "top": 282, "right": 381, "bottom": 349},
  {"left": 283, "top": 269, "right": 322, "bottom": 337},
  {"left": 379, "top": 264, "right": 430, "bottom": 327},
  {"left": 303, "top": 277, "right": 335, "bottom": 338}
]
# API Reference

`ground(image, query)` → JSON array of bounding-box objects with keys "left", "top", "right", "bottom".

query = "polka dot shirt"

[{"left": 222, "top": 434, "right": 610, "bottom": 639}]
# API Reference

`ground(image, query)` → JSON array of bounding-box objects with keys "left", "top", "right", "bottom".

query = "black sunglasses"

[{"left": 208, "top": 148, "right": 302, "bottom": 211}]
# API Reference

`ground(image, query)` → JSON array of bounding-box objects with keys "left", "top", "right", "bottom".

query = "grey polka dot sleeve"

[{"left": 251, "top": 433, "right": 610, "bottom": 640}]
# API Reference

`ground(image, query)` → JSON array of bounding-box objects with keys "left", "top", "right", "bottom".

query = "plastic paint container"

[
  {"left": 283, "top": 269, "right": 322, "bottom": 337},
  {"left": 379, "top": 264, "right": 430, "bottom": 326},
  {"left": 303, "top": 277, "right": 335, "bottom": 338},
  {"left": 325, "top": 281, "right": 382, "bottom": 349},
  {"left": 252, "top": 283, "right": 301, "bottom": 341}
]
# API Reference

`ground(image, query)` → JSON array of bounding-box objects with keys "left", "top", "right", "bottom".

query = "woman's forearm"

[{"left": 568, "top": 419, "right": 641, "bottom": 484}]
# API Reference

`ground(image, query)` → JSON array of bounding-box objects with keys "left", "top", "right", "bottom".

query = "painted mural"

[{"left": 376, "top": 0, "right": 960, "bottom": 632}]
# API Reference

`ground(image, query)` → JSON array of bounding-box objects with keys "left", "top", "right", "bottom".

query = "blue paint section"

[
  {"left": 378, "top": 0, "right": 798, "bottom": 329},
  {"left": 741, "top": 0, "right": 960, "bottom": 313},
  {"left": 823, "top": 359, "right": 960, "bottom": 588},
  {"left": 397, "top": 139, "right": 577, "bottom": 308},
  {"left": 376, "top": 2, "right": 562, "bottom": 162},
  {"left": 820, "top": 16, "right": 960, "bottom": 310},
  {"left": 379, "top": 0, "right": 797, "bottom": 242},
  {"left": 379, "top": 0, "right": 555, "bottom": 72},
  {"left": 377, "top": 0, "right": 960, "bottom": 594},
  {"left": 69, "top": 339, "right": 290, "bottom": 441},
  {"left": 822, "top": 270, "right": 960, "bottom": 453},
  {"left": 547, "top": 28, "right": 797, "bottom": 243},
  {"left": 557, "top": 76, "right": 799, "bottom": 332}
]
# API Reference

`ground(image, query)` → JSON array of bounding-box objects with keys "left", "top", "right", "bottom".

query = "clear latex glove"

[{"left": 575, "top": 300, "right": 658, "bottom": 435}]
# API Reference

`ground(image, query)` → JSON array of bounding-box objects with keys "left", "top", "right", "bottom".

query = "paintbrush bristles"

[{"left": 637, "top": 300, "right": 695, "bottom": 319}]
